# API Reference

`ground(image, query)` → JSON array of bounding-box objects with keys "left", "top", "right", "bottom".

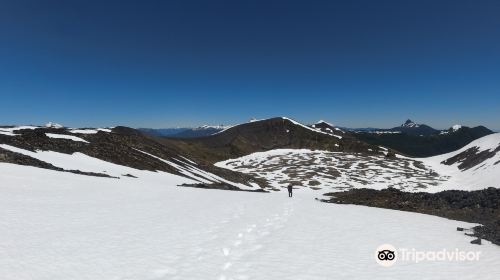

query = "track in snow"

[{"left": 1, "top": 163, "right": 500, "bottom": 280}]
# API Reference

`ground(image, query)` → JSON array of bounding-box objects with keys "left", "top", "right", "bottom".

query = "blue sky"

[{"left": 0, "top": 0, "right": 499, "bottom": 129}]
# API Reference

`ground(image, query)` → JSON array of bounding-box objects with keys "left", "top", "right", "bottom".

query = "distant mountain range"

[
  {"left": 139, "top": 125, "right": 229, "bottom": 138},
  {"left": 353, "top": 119, "right": 493, "bottom": 157},
  {"left": 138, "top": 119, "right": 493, "bottom": 157},
  {"left": 347, "top": 119, "right": 444, "bottom": 136}
]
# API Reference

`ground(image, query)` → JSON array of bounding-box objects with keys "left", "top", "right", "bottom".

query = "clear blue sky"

[{"left": 0, "top": 0, "right": 499, "bottom": 129}]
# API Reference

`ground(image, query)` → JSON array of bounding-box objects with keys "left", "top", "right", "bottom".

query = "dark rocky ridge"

[
  {"left": 321, "top": 187, "right": 500, "bottom": 245},
  {"left": 170, "top": 117, "right": 382, "bottom": 164}
]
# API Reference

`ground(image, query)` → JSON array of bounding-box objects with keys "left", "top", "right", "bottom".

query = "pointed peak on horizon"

[{"left": 401, "top": 119, "right": 419, "bottom": 128}]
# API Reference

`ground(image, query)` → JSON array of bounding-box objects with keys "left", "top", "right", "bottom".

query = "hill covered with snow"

[{"left": 419, "top": 133, "right": 500, "bottom": 191}]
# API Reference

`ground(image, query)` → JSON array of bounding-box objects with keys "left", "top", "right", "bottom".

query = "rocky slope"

[{"left": 0, "top": 125, "right": 263, "bottom": 190}]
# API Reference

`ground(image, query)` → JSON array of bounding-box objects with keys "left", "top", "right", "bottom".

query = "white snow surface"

[
  {"left": 419, "top": 133, "right": 500, "bottom": 191},
  {"left": 45, "top": 133, "right": 89, "bottom": 143},
  {"left": 1, "top": 162, "right": 499, "bottom": 280},
  {"left": 1, "top": 126, "right": 43, "bottom": 136},
  {"left": 452, "top": 124, "right": 463, "bottom": 131},
  {"left": 0, "top": 130, "right": 18, "bottom": 136},
  {"left": 215, "top": 149, "right": 448, "bottom": 191},
  {"left": 69, "top": 128, "right": 112, "bottom": 134}
]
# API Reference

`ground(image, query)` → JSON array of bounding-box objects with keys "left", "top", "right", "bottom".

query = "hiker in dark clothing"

[{"left": 287, "top": 184, "right": 293, "bottom": 197}]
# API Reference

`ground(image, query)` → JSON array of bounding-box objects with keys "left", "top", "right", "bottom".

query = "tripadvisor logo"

[
  {"left": 375, "top": 244, "right": 397, "bottom": 267},
  {"left": 375, "top": 244, "right": 481, "bottom": 267}
]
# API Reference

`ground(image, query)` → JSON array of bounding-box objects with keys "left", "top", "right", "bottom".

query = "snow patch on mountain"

[
  {"left": 316, "top": 120, "right": 334, "bottom": 127},
  {"left": 0, "top": 130, "right": 18, "bottom": 136},
  {"left": 45, "top": 133, "right": 89, "bottom": 143},
  {"left": 198, "top": 124, "right": 232, "bottom": 130},
  {"left": 0, "top": 125, "right": 39, "bottom": 133},
  {"left": 45, "top": 122, "right": 63, "bottom": 128},
  {"left": 69, "top": 128, "right": 112, "bottom": 134},
  {"left": 452, "top": 124, "right": 463, "bottom": 131},
  {"left": 282, "top": 117, "right": 343, "bottom": 139}
]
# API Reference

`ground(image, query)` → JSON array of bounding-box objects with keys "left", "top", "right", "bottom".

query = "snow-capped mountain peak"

[
  {"left": 401, "top": 119, "right": 420, "bottom": 128},
  {"left": 45, "top": 122, "right": 63, "bottom": 128},
  {"left": 452, "top": 124, "right": 462, "bottom": 131}
]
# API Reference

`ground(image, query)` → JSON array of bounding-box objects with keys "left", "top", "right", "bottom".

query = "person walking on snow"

[{"left": 287, "top": 184, "right": 293, "bottom": 197}]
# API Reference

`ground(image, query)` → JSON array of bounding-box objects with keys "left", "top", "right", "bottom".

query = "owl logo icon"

[{"left": 375, "top": 244, "right": 397, "bottom": 267}]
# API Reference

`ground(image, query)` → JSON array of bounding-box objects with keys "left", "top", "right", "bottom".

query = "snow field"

[{"left": 1, "top": 163, "right": 499, "bottom": 280}]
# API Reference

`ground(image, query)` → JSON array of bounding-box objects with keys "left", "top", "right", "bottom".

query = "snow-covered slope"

[
  {"left": 1, "top": 162, "right": 499, "bottom": 280},
  {"left": 216, "top": 149, "right": 447, "bottom": 191},
  {"left": 419, "top": 133, "right": 500, "bottom": 191}
]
